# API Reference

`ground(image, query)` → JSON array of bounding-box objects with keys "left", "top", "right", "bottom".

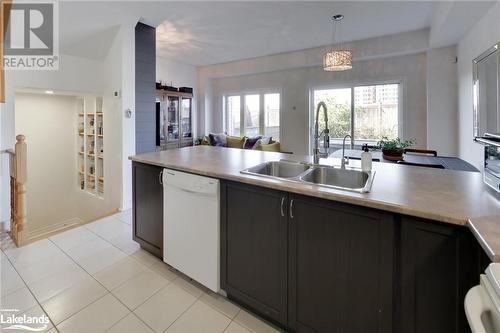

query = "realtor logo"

[
  {"left": 0, "top": 308, "right": 50, "bottom": 331},
  {"left": 2, "top": 1, "right": 59, "bottom": 70}
]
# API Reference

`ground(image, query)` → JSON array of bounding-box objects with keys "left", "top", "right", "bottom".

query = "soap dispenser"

[{"left": 361, "top": 144, "right": 372, "bottom": 172}]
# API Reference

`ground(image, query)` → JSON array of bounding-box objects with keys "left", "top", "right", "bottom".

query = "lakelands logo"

[
  {"left": 0, "top": 309, "right": 50, "bottom": 331},
  {"left": 2, "top": 1, "right": 59, "bottom": 70}
]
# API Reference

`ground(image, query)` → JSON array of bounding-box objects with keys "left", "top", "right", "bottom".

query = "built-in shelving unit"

[{"left": 77, "top": 96, "right": 104, "bottom": 198}]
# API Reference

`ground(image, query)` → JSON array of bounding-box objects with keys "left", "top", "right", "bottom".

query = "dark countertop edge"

[{"left": 129, "top": 156, "right": 469, "bottom": 226}]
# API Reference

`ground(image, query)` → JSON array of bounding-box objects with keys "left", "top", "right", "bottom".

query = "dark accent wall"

[{"left": 135, "top": 22, "right": 156, "bottom": 154}]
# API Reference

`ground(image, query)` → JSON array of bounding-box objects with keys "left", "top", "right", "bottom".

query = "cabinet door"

[
  {"left": 180, "top": 97, "right": 192, "bottom": 139},
  {"left": 288, "top": 194, "right": 394, "bottom": 333},
  {"left": 399, "top": 217, "right": 484, "bottom": 333},
  {"left": 132, "top": 162, "right": 163, "bottom": 258},
  {"left": 221, "top": 182, "right": 288, "bottom": 326},
  {"left": 166, "top": 96, "right": 179, "bottom": 142}
]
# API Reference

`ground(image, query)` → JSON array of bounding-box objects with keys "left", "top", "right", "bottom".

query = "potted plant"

[{"left": 377, "top": 137, "right": 416, "bottom": 161}]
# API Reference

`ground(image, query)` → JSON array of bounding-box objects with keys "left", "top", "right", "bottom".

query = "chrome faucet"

[
  {"left": 341, "top": 134, "right": 352, "bottom": 169},
  {"left": 313, "top": 102, "right": 330, "bottom": 164}
]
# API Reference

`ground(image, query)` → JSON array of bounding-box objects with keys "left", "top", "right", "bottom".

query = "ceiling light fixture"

[
  {"left": 323, "top": 14, "right": 352, "bottom": 71},
  {"left": 45, "top": 90, "right": 54, "bottom": 94}
]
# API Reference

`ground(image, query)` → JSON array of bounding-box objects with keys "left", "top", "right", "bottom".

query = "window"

[
  {"left": 244, "top": 94, "right": 260, "bottom": 137},
  {"left": 264, "top": 93, "right": 280, "bottom": 140},
  {"left": 225, "top": 92, "right": 281, "bottom": 141},
  {"left": 312, "top": 83, "right": 400, "bottom": 148},
  {"left": 226, "top": 96, "right": 240, "bottom": 136}
]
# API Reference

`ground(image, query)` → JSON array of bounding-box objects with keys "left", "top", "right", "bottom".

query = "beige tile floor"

[{"left": 0, "top": 210, "right": 281, "bottom": 333}]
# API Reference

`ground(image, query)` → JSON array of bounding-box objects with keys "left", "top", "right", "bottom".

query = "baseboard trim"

[{"left": 28, "top": 217, "right": 84, "bottom": 242}]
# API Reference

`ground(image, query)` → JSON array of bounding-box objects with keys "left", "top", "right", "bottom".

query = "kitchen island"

[{"left": 130, "top": 146, "right": 500, "bottom": 333}]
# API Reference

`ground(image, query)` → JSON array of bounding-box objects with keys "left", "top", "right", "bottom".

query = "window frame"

[
  {"left": 309, "top": 79, "right": 404, "bottom": 153},
  {"left": 224, "top": 89, "right": 282, "bottom": 142}
]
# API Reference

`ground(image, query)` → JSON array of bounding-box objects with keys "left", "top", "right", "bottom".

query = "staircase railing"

[{"left": 8, "top": 135, "right": 27, "bottom": 246}]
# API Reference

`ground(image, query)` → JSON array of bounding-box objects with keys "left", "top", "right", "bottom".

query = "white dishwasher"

[
  {"left": 163, "top": 169, "right": 220, "bottom": 292},
  {"left": 465, "top": 263, "right": 500, "bottom": 333}
]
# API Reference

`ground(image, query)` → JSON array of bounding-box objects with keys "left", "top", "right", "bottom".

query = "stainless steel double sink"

[{"left": 241, "top": 160, "right": 375, "bottom": 193}]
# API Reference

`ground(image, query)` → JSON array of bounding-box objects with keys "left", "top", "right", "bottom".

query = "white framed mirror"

[{"left": 473, "top": 43, "right": 500, "bottom": 145}]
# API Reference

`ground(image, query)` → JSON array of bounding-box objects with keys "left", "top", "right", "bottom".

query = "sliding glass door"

[
  {"left": 311, "top": 83, "right": 400, "bottom": 151},
  {"left": 353, "top": 84, "right": 399, "bottom": 142},
  {"left": 313, "top": 88, "right": 352, "bottom": 143}
]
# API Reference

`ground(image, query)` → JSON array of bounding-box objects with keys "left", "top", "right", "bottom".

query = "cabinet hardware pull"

[
  {"left": 280, "top": 197, "right": 285, "bottom": 217},
  {"left": 159, "top": 170, "right": 163, "bottom": 185},
  {"left": 290, "top": 199, "right": 294, "bottom": 219}
]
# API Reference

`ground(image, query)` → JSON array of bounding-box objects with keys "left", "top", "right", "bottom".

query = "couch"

[{"left": 200, "top": 133, "right": 282, "bottom": 152}]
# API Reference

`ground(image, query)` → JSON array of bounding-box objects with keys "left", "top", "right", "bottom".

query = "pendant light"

[{"left": 323, "top": 14, "right": 353, "bottom": 71}]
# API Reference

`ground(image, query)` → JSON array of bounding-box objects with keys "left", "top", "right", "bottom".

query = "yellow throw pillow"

[
  {"left": 226, "top": 135, "right": 245, "bottom": 148},
  {"left": 260, "top": 142, "right": 281, "bottom": 152},
  {"left": 200, "top": 136, "right": 210, "bottom": 145}
]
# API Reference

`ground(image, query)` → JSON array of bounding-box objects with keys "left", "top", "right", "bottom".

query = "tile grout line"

[
  {"left": 221, "top": 310, "right": 243, "bottom": 333},
  {"left": 198, "top": 292, "right": 243, "bottom": 322},
  {"left": 0, "top": 245, "right": 59, "bottom": 332},
  {"left": 52, "top": 227, "right": 241, "bottom": 332},
  {"left": 46, "top": 237, "right": 123, "bottom": 329},
  {"left": 82, "top": 217, "right": 138, "bottom": 256},
  {"left": 161, "top": 289, "right": 205, "bottom": 333},
  {"left": 103, "top": 311, "right": 153, "bottom": 333},
  {"left": 4, "top": 218, "right": 193, "bottom": 333},
  {"left": 48, "top": 220, "right": 171, "bottom": 332},
  {"left": 47, "top": 235, "right": 156, "bottom": 332},
  {"left": 4, "top": 219, "right": 159, "bottom": 333},
  {"left": 3, "top": 216, "right": 259, "bottom": 333},
  {"left": 122, "top": 281, "right": 174, "bottom": 332},
  {"left": 53, "top": 221, "right": 184, "bottom": 332}
]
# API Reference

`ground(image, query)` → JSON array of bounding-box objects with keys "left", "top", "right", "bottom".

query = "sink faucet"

[
  {"left": 313, "top": 102, "right": 330, "bottom": 164},
  {"left": 341, "top": 134, "right": 352, "bottom": 169}
]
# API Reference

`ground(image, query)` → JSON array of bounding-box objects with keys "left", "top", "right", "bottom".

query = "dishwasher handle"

[{"left": 465, "top": 286, "right": 493, "bottom": 333}]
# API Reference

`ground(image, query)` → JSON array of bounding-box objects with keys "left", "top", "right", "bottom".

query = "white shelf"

[{"left": 78, "top": 96, "right": 104, "bottom": 197}]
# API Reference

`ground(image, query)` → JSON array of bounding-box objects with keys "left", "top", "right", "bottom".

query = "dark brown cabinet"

[
  {"left": 132, "top": 162, "right": 163, "bottom": 258},
  {"left": 221, "top": 182, "right": 288, "bottom": 325},
  {"left": 129, "top": 160, "right": 490, "bottom": 333},
  {"left": 399, "top": 217, "right": 485, "bottom": 333},
  {"left": 219, "top": 180, "right": 488, "bottom": 333},
  {"left": 221, "top": 182, "right": 395, "bottom": 332},
  {"left": 288, "top": 194, "right": 394, "bottom": 333}
]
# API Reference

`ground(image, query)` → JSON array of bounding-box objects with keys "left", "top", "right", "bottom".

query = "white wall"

[
  {"left": 14, "top": 92, "right": 122, "bottom": 237},
  {"left": 156, "top": 57, "right": 198, "bottom": 137},
  {"left": 1, "top": 24, "right": 136, "bottom": 228},
  {"left": 157, "top": 57, "right": 197, "bottom": 88},
  {"left": 197, "top": 29, "right": 430, "bottom": 138},
  {"left": 457, "top": 2, "right": 500, "bottom": 170},
  {"left": 15, "top": 93, "right": 80, "bottom": 232},
  {"left": 211, "top": 53, "right": 427, "bottom": 155},
  {"left": 119, "top": 23, "right": 136, "bottom": 211},
  {"left": 1, "top": 54, "right": 106, "bottom": 223},
  {"left": 426, "top": 46, "right": 458, "bottom": 156}
]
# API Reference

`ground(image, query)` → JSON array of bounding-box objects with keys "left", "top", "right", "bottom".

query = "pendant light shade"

[
  {"left": 323, "top": 14, "right": 353, "bottom": 71},
  {"left": 323, "top": 49, "right": 352, "bottom": 71}
]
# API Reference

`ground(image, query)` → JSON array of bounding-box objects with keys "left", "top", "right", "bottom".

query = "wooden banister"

[{"left": 10, "top": 135, "right": 27, "bottom": 246}]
